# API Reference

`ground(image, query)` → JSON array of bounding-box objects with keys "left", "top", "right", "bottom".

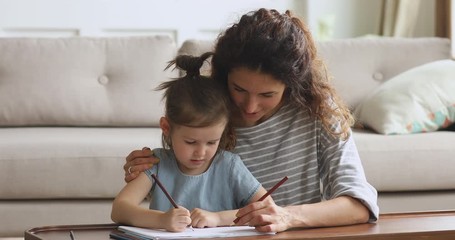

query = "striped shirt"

[{"left": 233, "top": 103, "right": 379, "bottom": 221}]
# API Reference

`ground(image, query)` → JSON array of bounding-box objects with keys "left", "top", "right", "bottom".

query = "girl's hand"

[
  {"left": 163, "top": 207, "right": 192, "bottom": 232},
  {"left": 190, "top": 208, "right": 221, "bottom": 228},
  {"left": 124, "top": 147, "right": 159, "bottom": 183},
  {"left": 234, "top": 199, "right": 292, "bottom": 233}
]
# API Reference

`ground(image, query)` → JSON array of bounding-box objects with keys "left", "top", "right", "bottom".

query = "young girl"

[{"left": 111, "top": 52, "right": 269, "bottom": 232}]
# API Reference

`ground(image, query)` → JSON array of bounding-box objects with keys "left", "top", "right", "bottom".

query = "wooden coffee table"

[{"left": 25, "top": 210, "right": 455, "bottom": 240}]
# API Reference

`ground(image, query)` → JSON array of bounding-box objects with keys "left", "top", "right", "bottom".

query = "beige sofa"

[{"left": 0, "top": 36, "right": 454, "bottom": 238}]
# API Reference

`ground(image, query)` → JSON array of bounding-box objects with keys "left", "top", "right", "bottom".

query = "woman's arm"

[
  {"left": 111, "top": 172, "right": 191, "bottom": 232},
  {"left": 234, "top": 131, "right": 375, "bottom": 232},
  {"left": 234, "top": 195, "right": 369, "bottom": 232}
]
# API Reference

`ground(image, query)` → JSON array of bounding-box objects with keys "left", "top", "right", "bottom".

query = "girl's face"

[
  {"left": 161, "top": 117, "right": 226, "bottom": 175},
  {"left": 228, "top": 67, "right": 286, "bottom": 127}
]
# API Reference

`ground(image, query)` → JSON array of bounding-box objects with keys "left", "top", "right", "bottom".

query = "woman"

[{"left": 124, "top": 8, "right": 379, "bottom": 232}]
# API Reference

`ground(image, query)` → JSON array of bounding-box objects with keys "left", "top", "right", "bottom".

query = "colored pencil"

[
  {"left": 151, "top": 174, "right": 178, "bottom": 208},
  {"left": 233, "top": 176, "right": 288, "bottom": 224}
]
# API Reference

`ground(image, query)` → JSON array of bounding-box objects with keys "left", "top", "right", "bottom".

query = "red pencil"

[
  {"left": 151, "top": 174, "right": 178, "bottom": 208},
  {"left": 233, "top": 176, "right": 288, "bottom": 224}
]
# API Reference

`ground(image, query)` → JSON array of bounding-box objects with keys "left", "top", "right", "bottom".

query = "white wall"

[
  {"left": 0, "top": 0, "right": 296, "bottom": 46},
  {"left": 0, "top": 0, "right": 439, "bottom": 46}
]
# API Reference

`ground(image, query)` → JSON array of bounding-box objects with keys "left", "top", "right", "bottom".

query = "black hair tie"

[{"left": 186, "top": 69, "right": 200, "bottom": 77}]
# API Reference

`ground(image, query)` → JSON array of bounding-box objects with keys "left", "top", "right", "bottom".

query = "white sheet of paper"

[{"left": 119, "top": 225, "right": 275, "bottom": 239}]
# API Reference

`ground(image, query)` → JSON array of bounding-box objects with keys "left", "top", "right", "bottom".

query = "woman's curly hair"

[{"left": 212, "top": 8, "right": 354, "bottom": 140}]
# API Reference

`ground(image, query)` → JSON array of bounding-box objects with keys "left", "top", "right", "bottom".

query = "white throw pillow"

[{"left": 354, "top": 59, "right": 455, "bottom": 135}]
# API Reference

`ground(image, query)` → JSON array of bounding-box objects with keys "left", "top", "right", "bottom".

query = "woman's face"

[{"left": 227, "top": 67, "right": 286, "bottom": 127}]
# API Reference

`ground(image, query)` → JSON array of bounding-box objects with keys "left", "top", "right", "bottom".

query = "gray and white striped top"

[{"left": 232, "top": 103, "right": 379, "bottom": 221}]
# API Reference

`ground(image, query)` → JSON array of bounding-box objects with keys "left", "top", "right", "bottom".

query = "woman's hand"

[
  {"left": 234, "top": 199, "right": 292, "bottom": 233},
  {"left": 235, "top": 196, "right": 370, "bottom": 233},
  {"left": 124, "top": 147, "right": 160, "bottom": 183},
  {"left": 163, "top": 207, "right": 192, "bottom": 232}
]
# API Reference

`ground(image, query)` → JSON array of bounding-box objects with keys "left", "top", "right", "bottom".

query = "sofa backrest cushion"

[
  {"left": 317, "top": 37, "right": 451, "bottom": 108},
  {"left": 0, "top": 36, "right": 177, "bottom": 126},
  {"left": 179, "top": 37, "right": 452, "bottom": 109}
]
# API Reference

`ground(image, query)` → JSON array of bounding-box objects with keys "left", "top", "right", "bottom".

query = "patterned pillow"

[{"left": 354, "top": 59, "right": 455, "bottom": 135}]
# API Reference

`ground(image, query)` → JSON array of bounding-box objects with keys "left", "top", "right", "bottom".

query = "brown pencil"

[
  {"left": 233, "top": 176, "right": 288, "bottom": 223},
  {"left": 151, "top": 174, "right": 178, "bottom": 208}
]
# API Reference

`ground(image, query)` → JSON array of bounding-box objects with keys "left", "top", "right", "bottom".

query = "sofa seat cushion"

[
  {"left": 353, "top": 129, "right": 455, "bottom": 192},
  {"left": 0, "top": 127, "right": 161, "bottom": 199}
]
